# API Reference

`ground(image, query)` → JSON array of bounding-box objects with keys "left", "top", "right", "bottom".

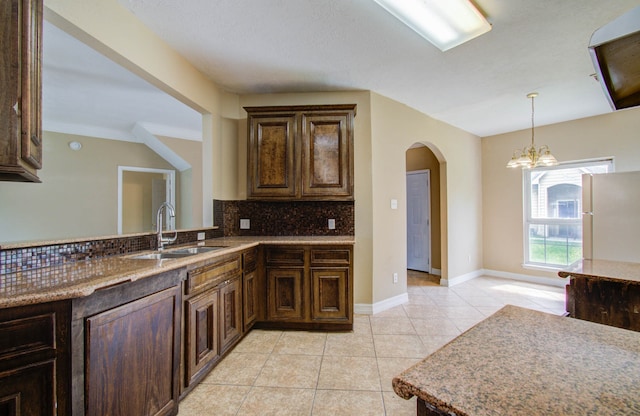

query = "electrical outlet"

[
  {"left": 240, "top": 219, "right": 250, "bottom": 229},
  {"left": 197, "top": 232, "right": 205, "bottom": 240},
  {"left": 393, "top": 272, "right": 398, "bottom": 283},
  {"left": 391, "top": 199, "right": 398, "bottom": 209},
  {"left": 328, "top": 219, "right": 336, "bottom": 230}
]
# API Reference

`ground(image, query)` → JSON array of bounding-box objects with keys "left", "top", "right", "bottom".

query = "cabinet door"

[
  {"left": 247, "top": 113, "right": 297, "bottom": 198},
  {"left": 0, "top": 0, "right": 42, "bottom": 182},
  {"left": 0, "top": 360, "right": 55, "bottom": 416},
  {"left": 267, "top": 268, "right": 305, "bottom": 321},
  {"left": 220, "top": 277, "right": 242, "bottom": 352},
  {"left": 243, "top": 268, "right": 258, "bottom": 331},
  {"left": 301, "top": 112, "right": 352, "bottom": 199},
  {"left": 85, "top": 286, "right": 181, "bottom": 416},
  {"left": 311, "top": 268, "right": 349, "bottom": 321},
  {"left": 184, "top": 287, "right": 220, "bottom": 388}
]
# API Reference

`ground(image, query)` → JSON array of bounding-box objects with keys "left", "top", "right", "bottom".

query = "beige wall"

[
  {"left": 406, "top": 146, "right": 442, "bottom": 270},
  {"left": 0, "top": 132, "right": 175, "bottom": 242},
  {"left": 122, "top": 171, "right": 158, "bottom": 234},
  {"left": 159, "top": 136, "right": 204, "bottom": 228},
  {"left": 369, "top": 93, "right": 482, "bottom": 301},
  {"left": 482, "top": 107, "right": 640, "bottom": 279},
  {"left": 44, "top": 0, "right": 229, "bottom": 228}
]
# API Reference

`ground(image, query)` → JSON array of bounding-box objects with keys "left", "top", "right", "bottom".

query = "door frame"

[{"left": 117, "top": 166, "right": 176, "bottom": 234}]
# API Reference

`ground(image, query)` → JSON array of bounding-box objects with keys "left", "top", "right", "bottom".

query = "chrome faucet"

[{"left": 156, "top": 202, "right": 178, "bottom": 250}]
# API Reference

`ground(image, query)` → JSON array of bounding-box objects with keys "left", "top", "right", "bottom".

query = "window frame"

[{"left": 522, "top": 158, "right": 614, "bottom": 270}]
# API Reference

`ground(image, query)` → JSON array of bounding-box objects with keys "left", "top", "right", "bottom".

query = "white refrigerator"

[{"left": 582, "top": 171, "right": 640, "bottom": 262}]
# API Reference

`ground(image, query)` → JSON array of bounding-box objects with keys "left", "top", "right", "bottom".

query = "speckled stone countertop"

[
  {"left": 0, "top": 236, "right": 355, "bottom": 309},
  {"left": 558, "top": 259, "right": 640, "bottom": 283},
  {"left": 392, "top": 305, "right": 640, "bottom": 416}
]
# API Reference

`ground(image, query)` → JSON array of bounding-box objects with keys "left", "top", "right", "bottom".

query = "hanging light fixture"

[{"left": 506, "top": 93, "right": 558, "bottom": 169}]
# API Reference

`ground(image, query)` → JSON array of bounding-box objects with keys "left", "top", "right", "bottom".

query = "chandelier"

[{"left": 506, "top": 93, "right": 558, "bottom": 169}]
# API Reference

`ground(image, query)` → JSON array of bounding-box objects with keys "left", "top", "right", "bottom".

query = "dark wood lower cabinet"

[
  {"left": 0, "top": 300, "right": 70, "bottom": 416},
  {"left": 259, "top": 245, "right": 353, "bottom": 330},
  {"left": 181, "top": 253, "right": 246, "bottom": 397},
  {"left": 267, "top": 268, "right": 305, "bottom": 321},
  {"left": 311, "top": 268, "right": 349, "bottom": 321},
  {"left": 184, "top": 287, "right": 219, "bottom": 388},
  {"left": 85, "top": 286, "right": 181, "bottom": 416},
  {"left": 0, "top": 359, "right": 55, "bottom": 416},
  {"left": 72, "top": 269, "right": 184, "bottom": 416}
]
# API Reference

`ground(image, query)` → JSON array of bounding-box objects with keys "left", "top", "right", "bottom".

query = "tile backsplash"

[
  {"left": 214, "top": 199, "right": 355, "bottom": 236},
  {"left": 0, "top": 228, "right": 220, "bottom": 274}
]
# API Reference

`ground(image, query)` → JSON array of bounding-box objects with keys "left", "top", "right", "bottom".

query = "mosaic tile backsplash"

[
  {"left": 0, "top": 228, "right": 221, "bottom": 274},
  {"left": 214, "top": 199, "right": 355, "bottom": 236}
]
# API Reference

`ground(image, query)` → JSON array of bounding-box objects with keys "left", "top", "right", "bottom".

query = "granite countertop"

[
  {"left": 0, "top": 236, "right": 355, "bottom": 308},
  {"left": 392, "top": 305, "right": 640, "bottom": 416},
  {"left": 558, "top": 258, "right": 640, "bottom": 284}
]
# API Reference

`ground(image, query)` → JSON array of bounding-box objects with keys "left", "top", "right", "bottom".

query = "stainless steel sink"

[
  {"left": 129, "top": 245, "right": 226, "bottom": 260},
  {"left": 167, "top": 246, "right": 226, "bottom": 255}
]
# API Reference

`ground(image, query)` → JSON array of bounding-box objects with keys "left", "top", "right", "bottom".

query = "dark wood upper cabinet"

[
  {"left": 245, "top": 105, "right": 356, "bottom": 201},
  {"left": 0, "top": 0, "right": 43, "bottom": 182}
]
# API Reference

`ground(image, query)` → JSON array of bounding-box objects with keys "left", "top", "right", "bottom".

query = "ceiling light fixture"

[
  {"left": 506, "top": 93, "right": 558, "bottom": 169},
  {"left": 372, "top": 0, "right": 491, "bottom": 51}
]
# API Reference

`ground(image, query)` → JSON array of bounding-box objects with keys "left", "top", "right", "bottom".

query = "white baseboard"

[
  {"left": 354, "top": 292, "right": 409, "bottom": 315},
  {"left": 354, "top": 268, "right": 567, "bottom": 315},
  {"left": 430, "top": 267, "right": 441, "bottom": 276},
  {"left": 439, "top": 269, "right": 484, "bottom": 287},
  {"left": 482, "top": 269, "right": 568, "bottom": 288}
]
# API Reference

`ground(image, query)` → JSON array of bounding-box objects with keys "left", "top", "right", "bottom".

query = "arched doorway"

[{"left": 406, "top": 143, "right": 442, "bottom": 284}]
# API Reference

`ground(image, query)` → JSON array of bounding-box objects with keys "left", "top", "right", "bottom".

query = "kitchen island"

[
  {"left": 392, "top": 305, "right": 640, "bottom": 416},
  {"left": 559, "top": 259, "right": 640, "bottom": 331}
]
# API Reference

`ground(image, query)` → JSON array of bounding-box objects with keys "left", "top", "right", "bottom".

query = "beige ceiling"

[{"left": 44, "top": 0, "right": 640, "bottom": 140}]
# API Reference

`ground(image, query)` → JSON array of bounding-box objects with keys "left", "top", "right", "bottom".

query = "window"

[{"left": 523, "top": 159, "right": 613, "bottom": 268}]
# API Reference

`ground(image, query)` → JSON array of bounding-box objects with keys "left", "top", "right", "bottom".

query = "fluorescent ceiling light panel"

[{"left": 373, "top": 0, "right": 491, "bottom": 51}]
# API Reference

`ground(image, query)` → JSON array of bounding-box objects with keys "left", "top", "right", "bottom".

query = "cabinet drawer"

[
  {"left": 243, "top": 248, "right": 258, "bottom": 272},
  {"left": 0, "top": 313, "right": 55, "bottom": 361},
  {"left": 310, "top": 248, "right": 351, "bottom": 266},
  {"left": 265, "top": 247, "right": 305, "bottom": 266},
  {"left": 187, "top": 256, "right": 242, "bottom": 295}
]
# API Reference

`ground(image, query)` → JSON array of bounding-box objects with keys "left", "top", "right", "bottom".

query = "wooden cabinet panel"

[
  {"left": 184, "top": 288, "right": 219, "bottom": 388},
  {"left": 568, "top": 276, "right": 640, "bottom": 331},
  {"left": 0, "top": 301, "right": 70, "bottom": 416},
  {"left": 186, "top": 255, "right": 242, "bottom": 295},
  {"left": 0, "top": 359, "right": 55, "bottom": 416},
  {"left": 311, "top": 269, "right": 349, "bottom": 321},
  {"left": 247, "top": 113, "right": 297, "bottom": 198},
  {"left": 85, "top": 285, "right": 181, "bottom": 416},
  {"left": 243, "top": 269, "right": 258, "bottom": 331},
  {"left": 245, "top": 105, "right": 355, "bottom": 200},
  {"left": 220, "top": 277, "right": 242, "bottom": 352},
  {"left": 301, "top": 112, "right": 352, "bottom": 198},
  {"left": 267, "top": 268, "right": 305, "bottom": 321},
  {"left": 0, "top": 0, "right": 43, "bottom": 182}
]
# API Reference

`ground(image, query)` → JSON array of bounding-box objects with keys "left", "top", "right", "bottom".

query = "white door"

[{"left": 407, "top": 170, "right": 431, "bottom": 272}]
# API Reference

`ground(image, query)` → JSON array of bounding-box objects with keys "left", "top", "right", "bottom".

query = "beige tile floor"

[{"left": 177, "top": 273, "right": 566, "bottom": 415}]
